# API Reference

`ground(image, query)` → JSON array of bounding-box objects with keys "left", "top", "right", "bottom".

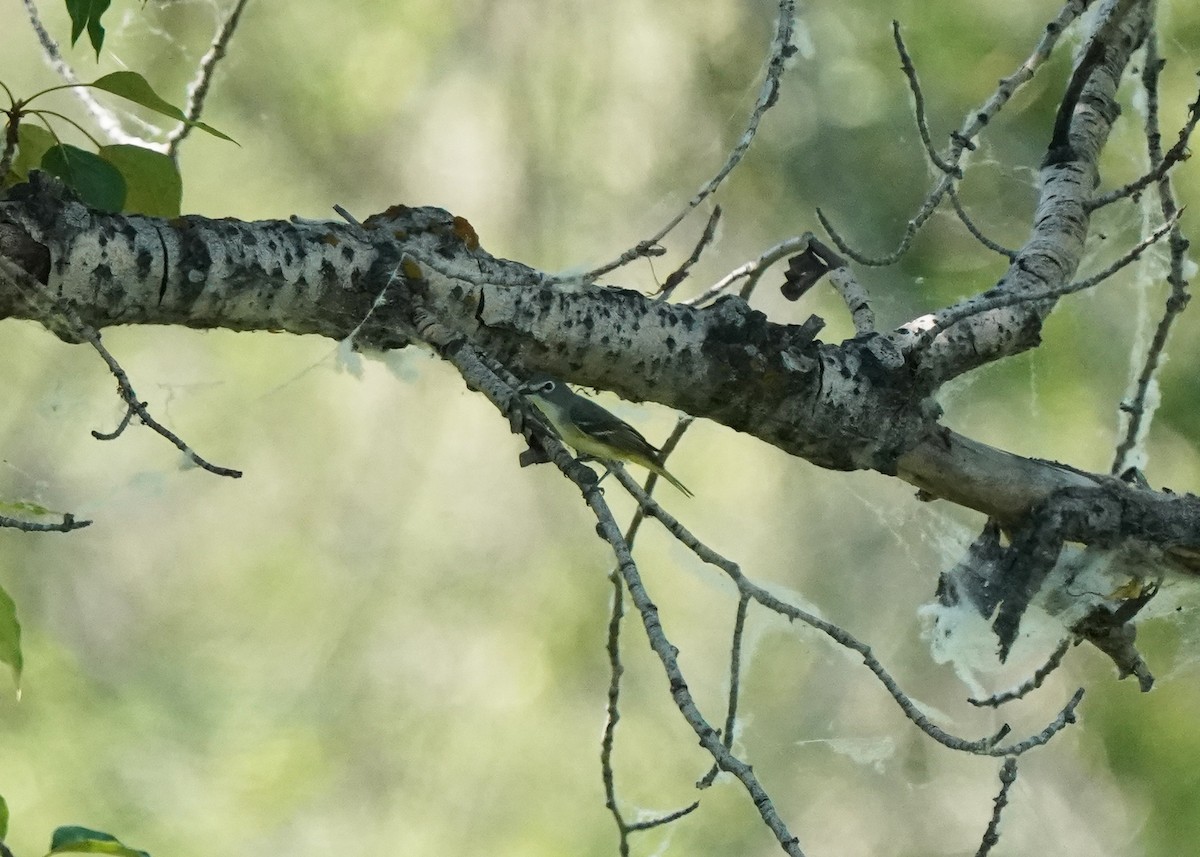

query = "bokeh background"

[{"left": 2, "top": 1, "right": 1200, "bottom": 855}]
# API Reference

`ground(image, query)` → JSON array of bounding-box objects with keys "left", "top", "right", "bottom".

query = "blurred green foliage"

[{"left": 0, "top": 1, "right": 1199, "bottom": 856}]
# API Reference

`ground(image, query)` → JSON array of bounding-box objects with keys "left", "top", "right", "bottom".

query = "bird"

[{"left": 518, "top": 374, "right": 693, "bottom": 497}]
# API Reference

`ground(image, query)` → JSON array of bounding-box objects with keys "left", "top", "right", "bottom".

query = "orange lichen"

[{"left": 451, "top": 215, "right": 479, "bottom": 250}]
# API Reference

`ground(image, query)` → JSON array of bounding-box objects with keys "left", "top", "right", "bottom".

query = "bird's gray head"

[{"left": 518, "top": 373, "right": 561, "bottom": 397}]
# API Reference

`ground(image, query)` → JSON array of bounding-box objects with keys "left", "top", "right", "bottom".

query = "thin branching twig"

[
  {"left": 698, "top": 591, "right": 751, "bottom": 790},
  {"left": 0, "top": 256, "right": 241, "bottom": 478},
  {"left": 969, "top": 638, "right": 1073, "bottom": 708},
  {"left": 1111, "top": 34, "right": 1196, "bottom": 474},
  {"left": 975, "top": 758, "right": 1019, "bottom": 857},
  {"left": 920, "top": 213, "right": 1179, "bottom": 347},
  {"left": 0, "top": 513, "right": 90, "bottom": 532},
  {"left": 948, "top": 184, "right": 1018, "bottom": 260},
  {"left": 821, "top": 1, "right": 1087, "bottom": 266},
  {"left": 599, "top": 414, "right": 700, "bottom": 854},
  {"left": 592, "top": 492, "right": 808, "bottom": 856},
  {"left": 167, "top": 0, "right": 251, "bottom": 155},
  {"left": 602, "top": 563, "right": 701, "bottom": 850},
  {"left": 441, "top": 337, "right": 1085, "bottom": 855},
  {"left": 611, "top": 466, "right": 1085, "bottom": 758},
  {"left": 438, "top": 345, "right": 807, "bottom": 856},
  {"left": 687, "top": 234, "right": 812, "bottom": 307},
  {"left": 81, "top": 324, "right": 243, "bottom": 477},
  {"left": 656, "top": 205, "right": 722, "bottom": 302},
  {"left": 571, "top": 0, "right": 797, "bottom": 285},
  {"left": 1088, "top": 59, "right": 1200, "bottom": 211}
]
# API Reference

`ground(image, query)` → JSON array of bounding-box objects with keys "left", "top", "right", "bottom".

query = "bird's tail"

[{"left": 649, "top": 462, "right": 693, "bottom": 498}]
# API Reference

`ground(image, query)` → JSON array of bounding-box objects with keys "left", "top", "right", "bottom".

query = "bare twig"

[
  {"left": 601, "top": 560, "right": 700, "bottom": 853},
  {"left": 0, "top": 253, "right": 241, "bottom": 477},
  {"left": 600, "top": 565, "right": 632, "bottom": 857},
  {"left": 656, "top": 205, "right": 722, "bottom": 302},
  {"left": 948, "top": 185, "right": 1017, "bottom": 260},
  {"left": 686, "top": 234, "right": 813, "bottom": 307},
  {"left": 572, "top": 0, "right": 797, "bottom": 284},
  {"left": 819, "top": 1, "right": 1087, "bottom": 266},
  {"left": 167, "top": 0, "right": 251, "bottom": 155},
  {"left": 441, "top": 346, "right": 807, "bottom": 856},
  {"left": 0, "top": 256, "right": 241, "bottom": 478},
  {"left": 612, "top": 465, "right": 1085, "bottom": 758},
  {"left": 596, "top": 427, "right": 699, "bottom": 845},
  {"left": 626, "top": 802, "right": 702, "bottom": 833},
  {"left": 599, "top": 421, "right": 701, "bottom": 854},
  {"left": 0, "top": 513, "right": 90, "bottom": 532},
  {"left": 593, "top": 494, "right": 807, "bottom": 856},
  {"left": 1111, "top": 35, "right": 1196, "bottom": 475},
  {"left": 919, "top": 213, "right": 1179, "bottom": 347},
  {"left": 82, "top": 324, "right": 243, "bottom": 477},
  {"left": 975, "top": 758, "right": 1019, "bottom": 857},
  {"left": 968, "top": 638, "right": 1073, "bottom": 708},
  {"left": 1087, "top": 105, "right": 1199, "bottom": 210},
  {"left": 892, "top": 21, "right": 958, "bottom": 177},
  {"left": 91, "top": 401, "right": 138, "bottom": 440},
  {"left": 697, "top": 592, "right": 751, "bottom": 789},
  {"left": 602, "top": 413, "right": 706, "bottom": 845}
]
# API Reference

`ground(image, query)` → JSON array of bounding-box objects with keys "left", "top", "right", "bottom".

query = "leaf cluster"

[{"left": 1, "top": 72, "right": 234, "bottom": 217}]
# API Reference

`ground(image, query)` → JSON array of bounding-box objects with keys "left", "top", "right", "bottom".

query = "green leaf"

[
  {"left": 0, "top": 793, "right": 9, "bottom": 840},
  {"left": 0, "top": 581, "right": 22, "bottom": 692},
  {"left": 0, "top": 499, "right": 67, "bottom": 518},
  {"left": 10, "top": 123, "right": 58, "bottom": 182},
  {"left": 47, "top": 826, "right": 150, "bottom": 857},
  {"left": 41, "top": 144, "right": 126, "bottom": 212},
  {"left": 65, "top": 0, "right": 112, "bottom": 58},
  {"left": 99, "top": 145, "right": 182, "bottom": 217},
  {"left": 89, "top": 72, "right": 237, "bottom": 143}
]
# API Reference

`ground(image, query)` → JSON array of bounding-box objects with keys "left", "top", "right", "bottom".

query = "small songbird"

[{"left": 518, "top": 374, "right": 693, "bottom": 497}]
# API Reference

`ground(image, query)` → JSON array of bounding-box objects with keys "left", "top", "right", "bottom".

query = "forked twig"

[
  {"left": 82, "top": 325, "right": 243, "bottom": 478},
  {"left": 599, "top": 413, "right": 700, "bottom": 854},
  {"left": 442, "top": 345, "right": 808, "bottom": 856},
  {"left": 687, "top": 234, "right": 813, "bottom": 307},
  {"left": 919, "top": 212, "right": 1180, "bottom": 347},
  {"left": 0, "top": 256, "right": 241, "bottom": 479},
  {"left": 611, "top": 466, "right": 1085, "bottom": 759},
  {"left": 820, "top": 1, "right": 1087, "bottom": 266}
]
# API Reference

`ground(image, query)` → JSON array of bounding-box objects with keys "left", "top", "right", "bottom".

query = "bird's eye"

[{"left": 538, "top": 381, "right": 556, "bottom": 393}]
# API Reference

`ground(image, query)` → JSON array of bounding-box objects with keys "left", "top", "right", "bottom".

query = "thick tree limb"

[{"left": 0, "top": 2, "right": 1193, "bottom": 617}]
